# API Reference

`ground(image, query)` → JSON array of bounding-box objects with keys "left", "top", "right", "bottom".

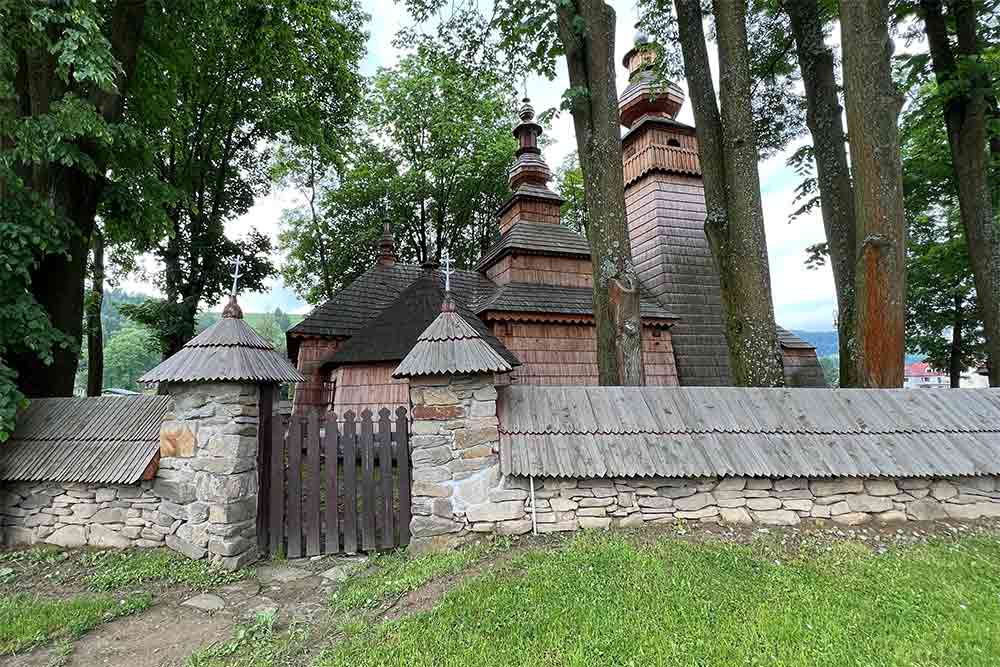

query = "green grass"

[
  {"left": 329, "top": 542, "right": 500, "bottom": 612},
  {"left": 318, "top": 532, "right": 1000, "bottom": 667},
  {"left": 186, "top": 612, "right": 312, "bottom": 667},
  {"left": 84, "top": 548, "right": 252, "bottom": 591},
  {"left": 0, "top": 592, "right": 151, "bottom": 655}
]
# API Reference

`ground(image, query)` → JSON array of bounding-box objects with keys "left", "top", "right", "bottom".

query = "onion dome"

[
  {"left": 619, "top": 33, "right": 685, "bottom": 128},
  {"left": 139, "top": 295, "right": 306, "bottom": 385}
]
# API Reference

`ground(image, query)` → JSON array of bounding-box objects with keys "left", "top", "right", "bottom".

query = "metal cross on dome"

[
  {"left": 230, "top": 256, "right": 243, "bottom": 296},
  {"left": 442, "top": 250, "right": 453, "bottom": 293}
]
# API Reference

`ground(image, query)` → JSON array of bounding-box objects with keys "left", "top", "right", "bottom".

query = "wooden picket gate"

[{"left": 257, "top": 388, "right": 411, "bottom": 558}]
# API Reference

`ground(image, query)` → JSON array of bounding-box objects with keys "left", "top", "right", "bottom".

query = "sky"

[{"left": 125, "top": 0, "right": 839, "bottom": 331}]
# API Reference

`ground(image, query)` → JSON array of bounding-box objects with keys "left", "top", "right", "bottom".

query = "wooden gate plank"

[
  {"left": 360, "top": 410, "right": 376, "bottom": 552},
  {"left": 324, "top": 415, "right": 340, "bottom": 555},
  {"left": 396, "top": 407, "right": 411, "bottom": 546},
  {"left": 378, "top": 408, "right": 394, "bottom": 549},
  {"left": 342, "top": 412, "right": 358, "bottom": 554},
  {"left": 256, "top": 385, "right": 273, "bottom": 552},
  {"left": 286, "top": 415, "right": 304, "bottom": 559},
  {"left": 268, "top": 405, "right": 285, "bottom": 555},
  {"left": 305, "top": 409, "right": 322, "bottom": 556}
]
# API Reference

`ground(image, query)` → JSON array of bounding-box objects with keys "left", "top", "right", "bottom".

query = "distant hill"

[{"left": 790, "top": 330, "right": 839, "bottom": 357}]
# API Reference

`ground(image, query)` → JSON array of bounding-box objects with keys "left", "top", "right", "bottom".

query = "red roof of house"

[{"left": 905, "top": 362, "right": 946, "bottom": 378}]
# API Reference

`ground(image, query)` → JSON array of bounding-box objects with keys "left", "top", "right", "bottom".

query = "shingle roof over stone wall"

[
  {"left": 498, "top": 386, "right": 1000, "bottom": 479},
  {"left": 0, "top": 396, "right": 170, "bottom": 484}
]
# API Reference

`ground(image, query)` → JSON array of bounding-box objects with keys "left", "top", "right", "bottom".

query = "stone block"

[
  {"left": 898, "top": 478, "right": 931, "bottom": 490},
  {"left": 579, "top": 517, "right": 612, "bottom": 530},
  {"left": 945, "top": 503, "right": 1000, "bottom": 520},
  {"left": 775, "top": 489, "right": 813, "bottom": 500},
  {"left": 676, "top": 507, "right": 719, "bottom": 520},
  {"left": 489, "top": 488, "right": 528, "bottom": 502},
  {"left": 719, "top": 507, "right": 753, "bottom": 525},
  {"left": 91, "top": 508, "right": 126, "bottom": 524},
  {"left": 865, "top": 479, "right": 898, "bottom": 496},
  {"left": 717, "top": 497, "right": 747, "bottom": 508},
  {"left": 550, "top": 498, "right": 578, "bottom": 512},
  {"left": 208, "top": 497, "right": 257, "bottom": 524},
  {"left": 466, "top": 501, "right": 524, "bottom": 523},
  {"left": 846, "top": 495, "right": 893, "bottom": 513},
  {"left": 460, "top": 444, "right": 494, "bottom": 460},
  {"left": 412, "top": 481, "right": 453, "bottom": 498},
  {"left": 412, "top": 405, "right": 464, "bottom": 420},
  {"left": 746, "top": 478, "right": 773, "bottom": 490},
  {"left": 577, "top": 507, "right": 608, "bottom": 517},
  {"left": 811, "top": 505, "right": 832, "bottom": 519},
  {"left": 657, "top": 486, "right": 697, "bottom": 499},
  {"left": 773, "top": 478, "right": 806, "bottom": 492},
  {"left": 411, "top": 446, "right": 453, "bottom": 467},
  {"left": 46, "top": 525, "right": 87, "bottom": 548},
  {"left": 496, "top": 519, "right": 533, "bottom": 535},
  {"left": 24, "top": 513, "right": 54, "bottom": 528},
  {"left": 208, "top": 536, "right": 253, "bottom": 557},
  {"left": 3, "top": 527, "right": 35, "bottom": 546},
  {"left": 207, "top": 520, "right": 254, "bottom": 539},
  {"left": 89, "top": 525, "right": 131, "bottom": 548},
  {"left": 166, "top": 534, "right": 207, "bottom": 559},
  {"left": 412, "top": 466, "right": 452, "bottom": 483},
  {"left": 782, "top": 499, "right": 813, "bottom": 513},
  {"left": 874, "top": 510, "right": 908, "bottom": 524},
  {"left": 201, "top": 435, "right": 257, "bottom": 459},
  {"left": 95, "top": 489, "right": 117, "bottom": 503},
  {"left": 419, "top": 386, "right": 459, "bottom": 405},
  {"left": 160, "top": 422, "right": 197, "bottom": 458},
  {"left": 154, "top": 480, "right": 197, "bottom": 504},
  {"left": 810, "top": 479, "right": 864, "bottom": 497},
  {"left": 752, "top": 509, "right": 800, "bottom": 526},
  {"left": 196, "top": 471, "right": 257, "bottom": 503},
  {"left": 907, "top": 498, "right": 947, "bottom": 521},
  {"left": 469, "top": 400, "right": 496, "bottom": 417},
  {"left": 20, "top": 494, "right": 53, "bottom": 510},
  {"left": 410, "top": 515, "right": 462, "bottom": 537},
  {"left": 638, "top": 497, "right": 673, "bottom": 509},
  {"left": 929, "top": 480, "right": 957, "bottom": 500},
  {"left": 715, "top": 477, "right": 746, "bottom": 491},
  {"left": 72, "top": 503, "right": 100, "bottom": 519},
  {"left": 578, "top": 497, "right": 615, "bottom": 508},
  {"left": 537, "top": 520, "right": 579, "bottom": 533},
  {"left": 674, "top": 493, "right": 714, "bottom": 512},
  {"left": 746, "top": 498, "right": 781, "bottom": 511},
  {"left": 190, "top": 457, "right": 256, "bottom": 475},
  {"left": 410, "top": 435, "right": 450, "bottom": 450},
  {"left": 832, "top": 512, "right": 871, "bottom": 526}
]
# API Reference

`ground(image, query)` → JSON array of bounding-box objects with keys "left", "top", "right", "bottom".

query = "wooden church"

[{"left": 286, "top": 36, "right": 826, "bottom": 414}]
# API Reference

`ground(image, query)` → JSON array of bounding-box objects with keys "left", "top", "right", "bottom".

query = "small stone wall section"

[
  {"left": 481, "top": 475, "right": 1000, "bottom": 534},
  {"left": 1, "top": 382, "right": 261, "bottom": 569},
  {"left": 155, "top": 383, "right": 260, "bottom": 568},
  {"left": 1, "top": 481, "right": 171, "bottom": 548},
  {"left": 408, "top": 373, "right": 507, "bottom": 550}
]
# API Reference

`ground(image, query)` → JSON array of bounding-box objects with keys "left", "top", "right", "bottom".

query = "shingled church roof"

[{"left": 325, "top": 271, "right": 520, "bottom": 368}]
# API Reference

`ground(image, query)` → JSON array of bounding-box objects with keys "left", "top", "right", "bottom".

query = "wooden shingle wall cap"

[
  {"left": 393, "top": 310, "right": 518, "bottom": 378},
  {"left": 498, "top": 385, "right": 1000, "bottom": 479},
  {"left": 0, "top": 396, "right": 172, "bottom": 484}
]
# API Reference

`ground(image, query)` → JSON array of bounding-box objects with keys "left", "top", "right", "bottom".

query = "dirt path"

[{"left": 2, "top": 558, "right": 358, "bottom": 667}]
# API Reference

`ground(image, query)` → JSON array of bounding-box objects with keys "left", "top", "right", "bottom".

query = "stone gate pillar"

[{"left": 157, "top": 382, "right": 263, "bottom": 569}]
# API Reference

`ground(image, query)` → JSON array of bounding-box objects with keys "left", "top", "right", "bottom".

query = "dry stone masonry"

[
  {"left": 478, "top": 475, "right": 1000, "bottom": 534},
  {"left": 1, "top": 382, "right": 262, "bottom": 569}
]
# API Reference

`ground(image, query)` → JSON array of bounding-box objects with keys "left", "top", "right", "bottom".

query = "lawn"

[{"left": 318, "top": 531, "right": 1000, "bottom": 667}]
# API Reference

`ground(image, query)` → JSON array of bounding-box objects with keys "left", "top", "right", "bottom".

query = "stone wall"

[
  {"left": 476, "top": 475, "right": 1000, "bottom": 535},
  {"left": 408, "top": 373, "right": 507, "bottom": 550},
  {"left": 1, "top": 382, "right": 262, "bottom": 569},
  {"left": 1, "top": 481, "right": 172, "bottom": 548}
]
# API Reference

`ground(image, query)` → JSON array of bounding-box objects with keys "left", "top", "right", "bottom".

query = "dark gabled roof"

[
  {"left": 287, "top": 264, "right": 497, "bottom": 341},
  {"left": 476, "top": 222, "right": 592, "bottom": 271},
  {"left": 394, "top": 303, "right": 518, "bottom": 378},
  {"left": 0, "top": 396, "right": 171, "bottom": 484},
  {"left": 499, "top": 385, "right": 1000, "bottom": 479},
  {"left": 777, "top": 327, "right": 816, "bottom": 350},
  {"left": 327, "top": 272, "right": 519, "bottom": 368},
  {"left": 141, "top": 301, "right": 305, "bottom": 384},
  {"left": 474, "top": 282, "right": 676, "bottom": 322}
]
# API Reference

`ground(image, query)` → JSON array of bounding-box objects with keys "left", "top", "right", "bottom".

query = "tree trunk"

[
  {"left": 920, "top": 0, "right": 1000, "bottom": 387},
  {"left": 555, "top": 0, "right": 643, "bottom": 386},
  {"left": 86, "top": 231, "right": 105, "bottom": 397},
  {"left": 950, "top": 291, "right": 963, "bottom": 388},
  {"left": 675, "top": 0, "right": 784, "bottom": 386},
  {"left": 840, "top": 0, "right": 906, "bottom": 387},
  {"left": 10, "top": 0, "right": 147, "bottom": 398},
  {"left": 784, "top": 0, "right": 858, "bottom": 387}
]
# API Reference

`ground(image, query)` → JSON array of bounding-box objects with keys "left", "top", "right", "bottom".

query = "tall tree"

[
  {"left": 2, "top": 0, "right": 147, "bottom": 399},
  {"left": 840, "top": 0, "right": 907, "bottom": 387},
  {"left": 673, "top": 0, "right": 785, "bottom": 386},
  {"left": 915, "top": 0, "right": 1000, "bottom": 386},
  {"left": 112, "top": 0, "right": 366, "bottom": 355},
  {"left": 556, "top": 0, "right": 644, "bottom": 385},
  {"left": 555, "top": 154, "right": 588, "bottom": 238},
  {"left": 782, "top": 0, "right": 858, "bottom": 387},
  {"left": 279, "top": 48, "right": 515, "bottom": 303},
  {"left": 86, "top": 230, "right": 105, "bottom": 396}
]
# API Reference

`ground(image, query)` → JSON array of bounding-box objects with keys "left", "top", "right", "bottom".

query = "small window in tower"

[{"left": 666, "top": 138, "right": 681, "bottom": 147}]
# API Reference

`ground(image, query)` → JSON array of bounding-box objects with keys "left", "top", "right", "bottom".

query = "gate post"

[{"left": 406, "top": 372, "right": 504, "bottom": 551}]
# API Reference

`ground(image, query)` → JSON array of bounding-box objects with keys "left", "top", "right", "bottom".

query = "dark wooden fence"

[{"left": 257, "top": 393, "right": 410, "bottom": 558}]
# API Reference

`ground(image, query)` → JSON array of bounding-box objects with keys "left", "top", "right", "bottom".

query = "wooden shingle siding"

[
  {"left": 332, "top": 363, "right": 409, "bottom": 416},
  {"left": 488, "top": 255, "right": 594, "bottom": 288},
  {"left": 499, "top": 197, "right": 561, "bottom": 234},
  {"left": 492, "top": 322, "right": 678, "bottom": 386},
  {"left": 626, "top": 172, "right": 733, "bottom": 386},
  {"left": 292, "top": 337, "right": 341, "bottom": 411}
]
